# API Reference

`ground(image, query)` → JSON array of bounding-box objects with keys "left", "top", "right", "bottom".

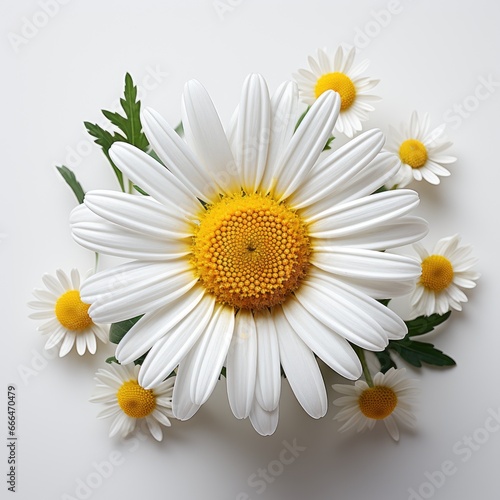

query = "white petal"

[
  {"left": 282, "top": 296, "right": 361, "bottom": 379},
  {"left": 76, "top": 333, "right": 87, "bottom": 355},
  {"left": 317, "top": 215, "right": 428, "bottom": 250},
  {"left": 109, "top": 142, "right": 201, "bottom": 216},
  {"left": 273, "top": 91, "right": 341, "bottom": 201},
  {"left": 87, "top": 264, "right": 197, "bottom": 324},
  {"left": 59, "top": 332, "right": 75, "bottom": 357},
  {"left": 139, "top": 294, "right": 216, "bottom": 389},
  {"left": 141, "top": 107, "right": 218, "bottom": 203},
  {"left": 295, "top": 279, "right": 387, "bottom": 350},
  {"left": 384, "top": 415, "right": 400, "bottom": 441},
  {"left": 56, "top": 269, "right": 71, "bottom": 290},
  {"left": 232, "top": 74, "right": 271, "bottom": 192},
  {"left": 312, "top": 248, "right": 420, "bottom": 285},
  {"left": 172, "top": 359, "right": 202, "bottom": 420},
  {"left": 226, "top": 309, "right": 257, "bottom": 419},
  {"left": 260, "top": 81, "right": 299, "bottom": 194},
  {"left": 188, "top": 304, "right": 235, "bottom": 405},
  {"left": 42, "top": 273, "right": 65, "bottom": 295},
  {"left": 307, "top": 269, "right": 407, "bottom": 340},
  {"left": 84, "top": 190, "right": 192, "bottom": 239},
  {"left": 249, "top": 401, "right": 279, "bottom": 436},
  {"left": 290, "top": 129, "right": 384, "bottom": 210},
  {"left": 71, "top": 206, "right": 189, "bottom": 261},
  {"left": 307, "top": 189, "right": 420, "bottom": 238},
  {"left": 146, "top": 417, "right": 163, "bottom": 441},
  {"left": 85, "top": 330, "right": 97, "bottom": 354},
  {"left": 274, "top": 307, "right": 327, "bottom": 418},
  {"left": 254, "top": 310, "right": 281, "bottom": 411},
  {"left": 44, "top": 327, "right": 66, "bottom": 350},
  {"left": 116, "top": 286, "right": 206, "bottom": 364},
  {"left": 181, "top": 79, "right": 236, "bottom": 193},
  {"left": 330, "top": 152, "right": 401, "bottom": 206}
]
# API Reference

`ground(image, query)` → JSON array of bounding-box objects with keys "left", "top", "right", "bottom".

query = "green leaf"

[
  {"left": 388, "top": 337, "right": 456, "bottom": 368},
  {"left": 84, "top": 121, "right": 125, "bottom": 191},
  {"left": 105, "top": 356, "right": 119, "bottom": 364},
  {"left": 406, "top": 311, "right": 452, "bottom": 337},
  {"left": 56, "top": 165, "right": 85, "bottom": 204},
  {"left": 109, "top": 315, "right": 143, "bottom": 344},
  {"left": 294, "top": 106, "right": 310, "bottom": 132},
  {"left": 102, "top": 73, "right": 149, "bottom": 151},
  {"left": 84, "top": 73, "right": 149, "bottom": 192},
  {"left": 323, "top": 136, "right": 335, "bottom": 151},
  {"left": 174, "top": 121, "right": 184, "bottom": 136},
  {"left": 133, "top": 184, "right": 149, "bottom": 196},
  {"left": 374, "top": 351, "right": 397, "bottom": 373}
]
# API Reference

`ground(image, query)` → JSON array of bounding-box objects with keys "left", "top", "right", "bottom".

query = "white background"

[{"left": 2, "top": 1, "right": 500, "bottom": 499}]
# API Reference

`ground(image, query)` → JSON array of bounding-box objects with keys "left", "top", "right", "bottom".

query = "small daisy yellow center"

[
  {"left": 420, "top": 255, "right": 454, "bottom": 292},
  {"left": 358, "top": 386, "right": 398, "bottom": 420},
  {"left": 117, "top": 380, "right": 156, "bottom": 418},
  {"left": 191, "top": 193, "right": 310, "bottom": 310},
  {"left": 54, "top": 290, "right": 93, "bottom": 331},
  {"left": 314, "top": 72, "right": 356, "bottom": 110},
  {"left": 399, "top": 139, "right": 428, "bottom": 169}
]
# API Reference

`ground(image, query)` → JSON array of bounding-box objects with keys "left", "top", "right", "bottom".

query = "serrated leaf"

[
  {"left": 374, "top": 350, "right": 397, "bottom": 373},
  {"left": 84, "top": 74, "right": 149, "bottom": 192},
  {"left": 406, "top": 311, "right": 452, "bottom": 337},
  {"left": 84, "top": 121, "right": 125, "bottom": 191},
  {"left": 388, "top": 338, "right": 456, "bottom": 368},
  {"left": 56, "top": 165, "right": 85, "bottom": 204},
  {"left": 104, "top": 73, "right": 149, "bottom": 151},
  {"left": 109, "top": 315, "right": 143, "bottom": 344}
]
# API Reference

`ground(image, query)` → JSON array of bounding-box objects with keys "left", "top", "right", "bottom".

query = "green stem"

[
  {"left": 353, "top": 346, "right": 374, "bottom": 387},
  {"left": 94, "top": 252, "right": 100, "bottom": 274}
]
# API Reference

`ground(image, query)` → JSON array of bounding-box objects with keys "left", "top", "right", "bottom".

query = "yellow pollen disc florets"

[
  {"left": 358, "top": 386, "right": 398, "bottom": 420},
  {"left": 191, "top": 193, "right": 311, "bottom": 310},
  {"left": 420, "top": 255, "right": 454, "bottom": 292},
  {"left": 55, "top": 290, "right": 93, "bottom": 331},
  {"left": 399, "top": 139, "right": 428, "bottom": 169},
  {"left": 315, "top": 72, "right": 356, "bottom": 110},
  {"left": 117, "top": 380, "right": 156, "bottom": 418}
]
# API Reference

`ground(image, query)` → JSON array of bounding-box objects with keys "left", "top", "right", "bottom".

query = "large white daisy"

[
  {"left": 70, "top": 74, "right": 427, "bottom": 435},
  {"left": 293, "top": 47, "right": 380, "bottom": 138},
  {"left": 385, "top": 111, "right": 456, "bottom": 188},
  {"left": 90, "top": 363, "right": 174, "bottom": 441},
  {"left": 411, "top": 234, "right": 479, "bottom": 316},
  {"left": 332, "top": 367, "right": 418, "bottom": 441},
  {"left": 28, "top": 269, "right": 108, "bottom": 356}
]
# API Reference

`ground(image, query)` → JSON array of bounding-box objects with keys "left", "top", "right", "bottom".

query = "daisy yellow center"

[
  {"left": 191, "top": 193, "right": 310, "bottom": 310},
  {"left": 420, "top": 255, "right": 454, "bottom": 292},
  {"left": 54, "top": 290, "right": 93, "bottom": 331},
  {"left": 399, "top": 139, "right": 428, "bottom": 169},
  {"left": 117, "top": 380, "right": 156, "bottom": 418},
  {"left": 358, "top": 386, "right": 398, "bottom": 420},
  {"left": 315, "top": 72, "right": 356, "bottom": 110}
]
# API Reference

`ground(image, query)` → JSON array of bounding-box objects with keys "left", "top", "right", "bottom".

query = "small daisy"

[
  {"left": 90, "top": 363, "right": 175, "bottom": 441},
  {"left": 411, "top": 234, "right": 480, "bottom": 316},
  {"left": 293, "top": 46, "right": 380, "bottom": 138},
  {"left": 28, "top": 269, "right": 108, "bottom": 356},
  {"left": 385, "top": 111, "right": 456, "bottom": 188},
  {"left": 332, "top": 367, "right": 418, "bottom": 441}
]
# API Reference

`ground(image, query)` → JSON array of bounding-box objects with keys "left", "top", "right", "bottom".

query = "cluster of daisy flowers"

[{"left": 29, "top": 46, "right": 479, "bottom": 442}]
